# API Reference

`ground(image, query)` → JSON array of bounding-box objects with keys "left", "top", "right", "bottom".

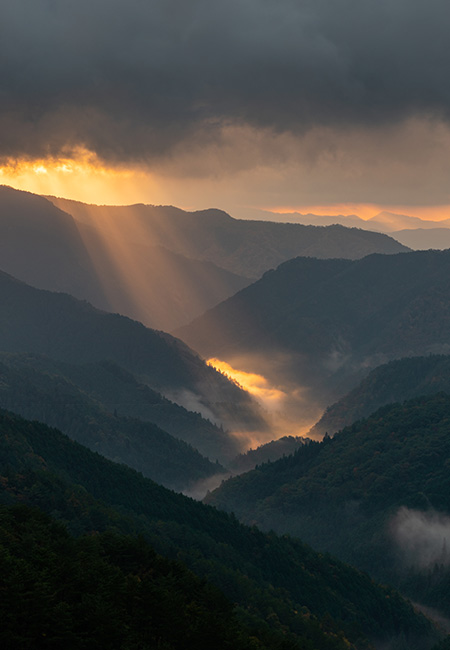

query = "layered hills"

[
  {"left": 0, "top": 185, "right": 250, "bottom": 330},
  {"left": 0, "top": 185, "right": 408, "bottom": 332},
  {"left": 0, "top": 269, "right": 267, "bottom": 455},
  {"left": 0, "top": 408, "right": 440, "bottom": 650},
  {"left": 0, "top": 353, "right": 226, "bottom": 490},
  {"left": 310, "top": 355, "right": 450, "bottom": 438},
  {"left": 206, "top": 392, "right": 450, "bottom": 621},
  {"left": 49, "top": 194, "right": 408, "bottom": 278},
  {"left": 178, "top": 250, "right": 450, "bottom": 416}
]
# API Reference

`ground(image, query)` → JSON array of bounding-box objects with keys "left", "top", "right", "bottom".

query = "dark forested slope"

[
  {"left": 178, "top": 250, "right": 450, "bottom": 405},
  {"left": 0, "top": 353, "right": 225, "bottom": 490},
  {"left": 0, "top": 504, "right": 279, "bottom": 650},
  {"left": 0, "top": 353, "right": 234, "bottom": 463},
  {"left": 0, "top": 270, "right": 265, "bottom": 442},
  {"left": 207, "top": 393, "right": 450, "bottom": 620},
  {"left": 310, "top": 355, "right": 450, "bottom": 438},
  {"left": 0, "top": 409, "right": 439, "bottom": 650}
]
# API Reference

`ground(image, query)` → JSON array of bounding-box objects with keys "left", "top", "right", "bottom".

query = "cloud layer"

[{"left": 2, "top": 0, "right": 450, "bottom": 165}]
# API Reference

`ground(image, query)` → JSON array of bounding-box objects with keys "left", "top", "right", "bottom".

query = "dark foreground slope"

[
  {"left": 0, "top": 409, "right": 439, "bottom": 650},
  {"left": 178, "top": 250, "right": 450, "bottom": 406},
  {"left": 310, "top": 355, "right": 450, "bottom": 438},
  {"left": 207, "top": 393, "right": 450, "bottom": 620},
  {"left": 50, "top": 195, "right": 409, "bottom": 278},
  {"left": 0, "top": 505, "right": 273, "bottom": 650},
  {"left": 0, "top": 270, "right": 267, "bottom": 454}
]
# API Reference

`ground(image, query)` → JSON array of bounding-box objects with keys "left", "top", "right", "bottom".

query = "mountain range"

[
  {"left": 250, "top": 208, "right": 450, "bottom": 232},
  {"left": 309, "top": 354, "right": 450, "bottom": 439},
  {"left": 0, "top": 407, "right": 441, "bottom": 650},
  {"left": 206, "top": 392, "right": 450, "bottom": 624},
  {"left": 3, "top": 183, "right": 450, "bottom": 645},
  {"left": 248, "top": 208, "right": 450, "bottom": 251},
  {"left": 0, "top": 267, "right": 270, "bottom": 450},
  {"left": 0, "top": 352, "right": 227, "bottom": 490},
  {"left": 178, "top": 250, "right": 450, "bottom": 425}
]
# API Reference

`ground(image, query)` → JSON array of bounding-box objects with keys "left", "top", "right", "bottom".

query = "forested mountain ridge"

[
  {"left": 310, "top": 355, "right": 450, "bottom": 438},
  {"left": 206, "top": 392, "right": 450, "bottom": 622},
  {"left": 0, "top": 353, "right": 235, "bottom": 463},
  {"left": 0, "top": 504, "right": 279, "bottom": 650},
  {"left": 177, "top": 250, "right": 450, "bottom": 409},
  {"left": 0, "top": 185, "right": 408, "bottom": 332},
  {"left": 49, "top": 194, "right": 409, "bottom": 278},
  {"left": 0, "top": 353, "right": 226, "bottom": 490},
  {"left": 0, "top": 408, "right": 440, "bottom": 650},
  {"left": 0, "top": 269, "right": 266, "bottom": 441}
]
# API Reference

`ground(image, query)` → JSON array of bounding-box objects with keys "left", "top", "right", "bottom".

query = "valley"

[{"left": 1, "top": 185, "right": 450, "bottom": 648}]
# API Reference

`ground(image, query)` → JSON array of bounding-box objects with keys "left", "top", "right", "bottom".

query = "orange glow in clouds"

[{"left": 0, "top": 150, "right": 164, "bottom": 205}]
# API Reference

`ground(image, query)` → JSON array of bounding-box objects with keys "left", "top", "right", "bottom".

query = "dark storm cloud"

[{"left": 1, "top": 0, "right": 450, "bottom": 162}]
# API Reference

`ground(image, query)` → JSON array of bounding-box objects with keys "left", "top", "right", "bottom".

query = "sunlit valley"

[
  {"left": 3, "top": 182, "right": 450, "bottom": 648},
  {"left": 5, "top": 1, "right": 450, "bottom": 648}
]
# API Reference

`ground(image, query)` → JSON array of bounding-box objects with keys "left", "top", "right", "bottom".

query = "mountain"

[
  {"left": 0, "top": 184, "right": 105, "bottom": 303},
  {"left": 241, "top": 208, "right": 450, "bottom": 234},
  {"left": 390, "top": 229, "right": 450, "bottom": 251},
  {"left": 9, "top": 354, "right": 236, "bottom": 463},
  {"left": 0, "top": 408, "right": 440, "bottom": 650},
  {"left": 0, "top": 185, "right": 250, "bottom": 330},
  {"left": 49, "top": 195, "right": 409, "bottom": 279},
  {"left": 0, "top": 504, "right": 272, "bottom": 650},
  {"left": 310, "top": 355, "right": 450, "bottom": 439},
  {"left": 0, "top": 352, "right": 225, "bottom": 490},
  {"left": 206, "top": 393, "right": 450, "bottom": 622},
  {"left": 177, "top": 250, "right": 450, "bottom": 419},
  {"left": 369, "top": 212, "right": 450, "bottom": 232},
  {"left": 0, "top": 269, "right": 266, "bottom": 451},
  {"left": 229, "top": 435, "right": 308, "bottom": 473}
]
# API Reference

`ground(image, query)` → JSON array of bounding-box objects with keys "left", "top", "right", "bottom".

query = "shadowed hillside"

[
  {"left": 310, "top": 355, "right": 450, "bottom": 439},
  {"left": 50, "top": 195, "right": 409, "bottom": 278},
  {"left": 0, "top": 353, "right": 226, "bottom": 490},
  {"left": 178, "top": 251, "right": 450, "bottom": 417},
  {"left": 0, "top": 185, "right": 250, "bottom": 330},
  {"left": 207, "top": 393, "right": 450, "bottom": 624},
  {"left": 0, "top": 270, "right": 266, "bottom": 448},
  {"left": 0, "top": 408, "right": 440, "bottom": 650}
]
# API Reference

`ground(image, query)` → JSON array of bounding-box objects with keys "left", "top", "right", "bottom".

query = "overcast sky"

[{"left": 1, "top": 0, "right": 450, "bottom": 213}]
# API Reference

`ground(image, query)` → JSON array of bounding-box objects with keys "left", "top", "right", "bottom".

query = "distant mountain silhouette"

[
  {"left": 390, "top": 228, "right": 450, "bottom": 250},
  {"left": 369, "top": 211, "right": 450, "bottom": 231},
  {"left": 49, "top": 194, "right": 409, "bottom": 279},
  {"left": 255, "top": 207, "right": 450, "bottom": 233},
  {"left": 229, "top": 435, "right": 308, "bottom": 473},
  {"left": 178, "top": 250, "right": 450, "bottom": 412}
]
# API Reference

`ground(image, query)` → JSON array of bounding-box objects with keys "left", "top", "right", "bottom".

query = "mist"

[
  {"left": 208, "top": 355, "right": 323, "bottom": 447},
  {"left": 182, "top": 471, "right": 231, "bottom": 501},
  {"left": 391, "top": 507, "right": 450, "bottom": 569}
]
